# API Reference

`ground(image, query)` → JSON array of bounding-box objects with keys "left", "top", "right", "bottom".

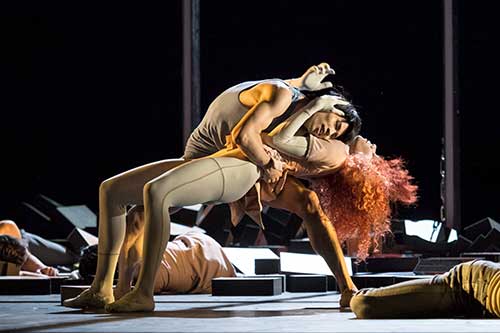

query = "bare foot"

[
  {"left": 105, "top": 290, "right": 154, "bottom": 313},
  {"left": 339, "top": 288, "right": 358, "bottom": 308},
  {"left": 63, "top": 288, "right": 114, "bottom": 309}
]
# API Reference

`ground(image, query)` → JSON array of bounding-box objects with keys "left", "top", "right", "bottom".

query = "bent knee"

[
  {"left": 99, "top": 178, "right": 116, "bottom": 196},
  {"left": 143, "top": 180, "right": 172, "bottom": 204},
  {"left": 295, "top": 189, "right": 321, "bottom": 217}
]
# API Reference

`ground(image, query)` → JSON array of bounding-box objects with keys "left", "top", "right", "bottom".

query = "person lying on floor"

[
  {"left": 0, "top": 220, "right": 58, "bottom": 276},
  {"left": 0, "top": 219, "right": 80, "bottom": 276},
  {"left": 113, "top": 205, "right": 236, "bottom": 298},
  {"left": 350, "top": 259, "right": 500, "bottom": 319}
]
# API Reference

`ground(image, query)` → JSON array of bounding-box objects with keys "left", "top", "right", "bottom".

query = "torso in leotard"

[{"left": 183, "top": 79, "right": 303, "bottom": 159}]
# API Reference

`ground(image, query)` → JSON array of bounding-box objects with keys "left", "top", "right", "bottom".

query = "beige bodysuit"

[{"left": 153, "top": 232, "right": 236, "bottom": 294}]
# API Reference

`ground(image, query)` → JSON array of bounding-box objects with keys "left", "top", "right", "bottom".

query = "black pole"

[
  {"left": 443, "top": 0, "right": 461, "bottom": 231},
  {"left": 182, "top": 0, "right": 201, "bottom": 146}
]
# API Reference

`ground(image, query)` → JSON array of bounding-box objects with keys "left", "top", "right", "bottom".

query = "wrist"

[{"left": 286, "top": 78, "right": 302, "bottom": 89}]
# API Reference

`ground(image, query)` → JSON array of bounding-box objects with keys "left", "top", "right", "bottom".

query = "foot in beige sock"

[
  {"left": 63, "top": 288, "right": 114, "bottom": 309},
  {"left": 105, "top": 289, "right": 154, "bottom": 313}
]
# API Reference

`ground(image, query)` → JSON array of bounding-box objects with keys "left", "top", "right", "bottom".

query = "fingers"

[
  {"left": 319, "top": 62, "right": 335, "bottom": 75},
  {"left": 331, "top": 107, "right": 345, "bottom": 116}
]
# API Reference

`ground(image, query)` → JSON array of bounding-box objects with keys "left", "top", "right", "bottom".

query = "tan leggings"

[
  {"left": 95, "top": 157, "right": 260, "bottom": 296},
  {"left": 350, "top": 260, "right": 500, "bottom": 318}
]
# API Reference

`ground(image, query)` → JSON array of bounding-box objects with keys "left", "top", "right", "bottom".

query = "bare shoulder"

[{"left": 239, "top": 80, "right": 292, "bottom": 106}]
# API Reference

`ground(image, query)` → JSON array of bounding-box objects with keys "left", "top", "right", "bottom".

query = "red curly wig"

[{"left": 310, "top": 154, "right": 417, "bottom": 260}]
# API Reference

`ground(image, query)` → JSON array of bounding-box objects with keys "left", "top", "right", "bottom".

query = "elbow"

[{"left": 234, "top": 129, "right": 253, "bottom": 148}]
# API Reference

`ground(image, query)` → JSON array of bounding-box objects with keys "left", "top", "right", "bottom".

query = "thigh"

[
  {"left": 148, "top": 157, "right": 260, "bottom": 207},
  {"left": 103, "top": 158, "right": 188, "bottom": 205},
  {"left": 351, "top": 277, "right": 457, "bottom": 318}
]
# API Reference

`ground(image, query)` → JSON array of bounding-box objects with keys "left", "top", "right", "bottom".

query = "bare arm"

[
  {"left": 21, "top": 250, "right": 58, "bottom": 276},
  {"left": 263, "top": 96, "right": 349, "bottom": 159},
  {"left": 231, "top": 82, "right": 294, "bottom": 179}
]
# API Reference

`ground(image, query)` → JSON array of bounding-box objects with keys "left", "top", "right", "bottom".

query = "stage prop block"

[
  {"left": 413, "top": 257, "right": 479, "bottom": 275},
  {"left": 60, "top": 285, "right": 89, "bottom": 304},
  {"left": 238, "top": 274, "right": 287, "bottom": 291},
  {"left": 288, "top": 238, "right": 315, "bottom": 254},
  {"left": 211, "top": 277, "right": 282, "bottom": 296},
  {"left": 222, "top": 247, "right": 279, "bottom": 275},
  {"left": 254, "top": 258, "right": 280, "bottom": 275},
  {"left": 461, "top": 252, "right": 500, "bottom": 262},
  {"left": 0, "top": 276, "right": 51, "bottom": 295},
  {"left": 363, "top": 255, "right": 420, "bottom": 273},
  {"left": 286, "top": 274, "right": 328, "bottom": 293},
  {"left": 66, "top": 228, "right": 98, "bottom": 254}
]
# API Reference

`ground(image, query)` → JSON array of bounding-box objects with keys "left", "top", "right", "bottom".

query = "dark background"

[{"left": 0, "top": 1, "right": 498, "bottom": 231}]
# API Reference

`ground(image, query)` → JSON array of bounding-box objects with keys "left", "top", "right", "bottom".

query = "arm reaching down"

[{"left": 231, "top": 81, "right": 294, "bottom": 182}]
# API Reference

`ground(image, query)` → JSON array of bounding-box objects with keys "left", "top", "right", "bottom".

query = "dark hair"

[
  {"left": 0, "top": 234, "right": 28, "bottom": 265},
  {"left": 301, "top": 86, "right": 362, "bottom": 143}
]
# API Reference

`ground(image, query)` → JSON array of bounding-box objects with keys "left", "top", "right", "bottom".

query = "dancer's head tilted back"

[
  {"left": 301, "top": 86, "right": 361, "bottom": 144},
  {"left": 310, "top": 135, "right": 418, "bottom": 260}
]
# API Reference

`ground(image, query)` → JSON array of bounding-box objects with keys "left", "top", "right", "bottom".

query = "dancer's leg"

[
  {"left": 64, "top": 158, "right": 187, "bottom": 308},
  {"left": 115, "top": 206, "right": 145, "bottom": 300},
  {"left": 106, "top": 157, "right": 260, "bottom": 312},
  {"left": 350, "top": 276, "right": 456, "bottom": 318},
  {"left": 265, "top": 177, "right": 357, "bottom": 307}
]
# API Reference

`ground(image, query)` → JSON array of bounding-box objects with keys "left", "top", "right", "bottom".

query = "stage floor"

[{"left": 1, "top": 293, "right": 498, "bottom": 332}]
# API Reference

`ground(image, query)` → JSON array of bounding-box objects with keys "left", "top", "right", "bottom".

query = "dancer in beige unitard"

[
  {"left": 64, "top": 63, "right": 363, "bottom": 310},
  {"left": 64, "top": 91, "right": 364, "bottom": 312}
]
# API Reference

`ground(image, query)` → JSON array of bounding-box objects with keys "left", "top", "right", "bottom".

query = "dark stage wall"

[{"left": 2, "top": 1, "right": 495, "bottom": 230}]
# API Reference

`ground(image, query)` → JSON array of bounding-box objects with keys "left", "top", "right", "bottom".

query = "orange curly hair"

[{"left": 310, "top": 154, "right": 417, "bottom": 260}]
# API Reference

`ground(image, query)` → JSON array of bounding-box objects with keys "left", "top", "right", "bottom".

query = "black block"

[
  {"left": 197, "top": 204, "right": 232, "bottom": 245},
  {"left": 171, "top": 204, "right": 204, "bottom": 226},
  {"left": 18, "top": 202, "right": 53, "bottom": 239},
  {"left": 0, "top": 276, "right": 51, "bottom": 295},
  {"left": 467, "top": 229, "right": 500, "bottom": 252},
  {"left": 413, "top": 257, "right": 478, "bottom": 275},
  {"left": 49, "top": 276, "right": 70, "bottom": 294},
  {"left": 239, "top": 274, "right": 286, "bottom": 291},
  {"left": 461, "top": 252, "right": 500, "bottom": 262},
  {"left": 66, "top": 227, "right": 98, "bottom": 254},
  {"left": 462, "top": 217, "right": 500, "bottom": 242},
  {"left": 364, "top": 255, "right": 420, "bottom": 273},
  {"left": 288, "top": 238, "right": 314, "bottom": 254},
  {"left": 60, "top": 285, "right": 89, "bottom": 304},
  {"left": 255, "top": 258, "right": 280, "bottom": 274},
  {"left": 286, "top": 274, "right": 327, "bottom": 293},
  {"left": 327, "top": 275, "right": 338, "bottom": 291},
  {"left": 212, "top": 277, "right": 282, "bottom": 296}
]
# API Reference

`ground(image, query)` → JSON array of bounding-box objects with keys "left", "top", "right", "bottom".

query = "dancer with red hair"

[
  {"left": 311, "top": 151, "right": 417, "bottom": 260},
  {"left": 65, "top": 92, "right": 416, "bottom": 313}
]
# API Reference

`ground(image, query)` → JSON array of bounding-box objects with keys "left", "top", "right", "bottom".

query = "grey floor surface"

[{"left": 0, "top": 293, "right": 499, "bottom": 333}]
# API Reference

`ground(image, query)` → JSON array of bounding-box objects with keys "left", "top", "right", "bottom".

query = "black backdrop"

[{"left": 3, "top": 1, "right": 496, "bottom": 231}]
